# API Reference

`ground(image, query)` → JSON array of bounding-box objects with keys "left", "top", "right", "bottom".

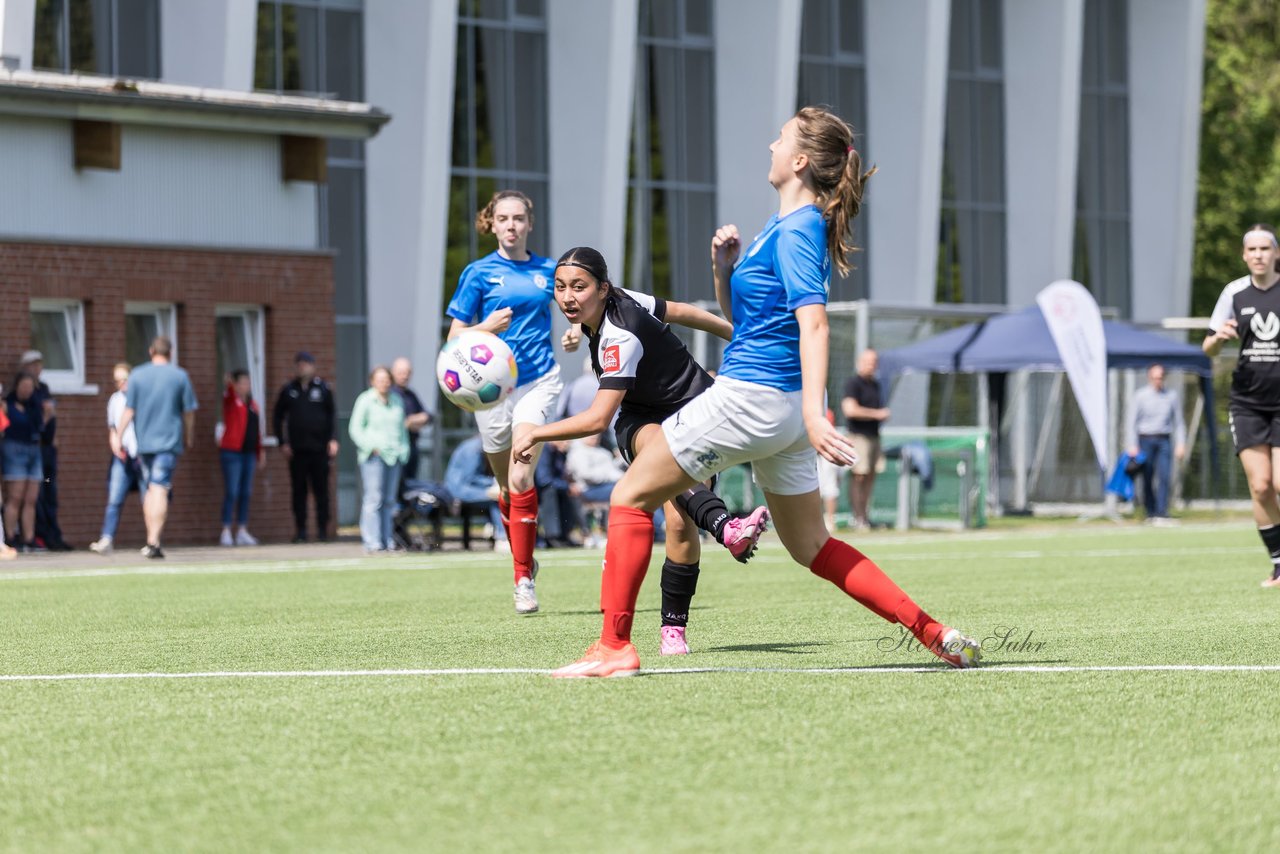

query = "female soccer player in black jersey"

[
  {"left": 512, "top": 247, "right": 770, "bottom": 655},
  {"left": 1205, "top": 223, "right": 1280, "bottom": 586}
]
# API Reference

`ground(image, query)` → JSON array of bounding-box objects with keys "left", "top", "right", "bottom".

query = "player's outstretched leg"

[
  {"left": 809, "top": 538, "right": 980, "bottom": 668},
  {"left": 552, "top": 505, "right": 651, "bottom": 677},
  {"left": 768, "top": 489, "right": 980, "bottom": 669},
  {"left": 674, "top": 485, "right": 769, "bottom": 564}
]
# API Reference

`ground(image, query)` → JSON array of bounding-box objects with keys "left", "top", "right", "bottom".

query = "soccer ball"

[{"left": 436, "top": 330, "right": 518, "bottom": 412}]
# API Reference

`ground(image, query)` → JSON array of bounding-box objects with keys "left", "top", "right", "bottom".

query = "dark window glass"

[
  {"left": 280, "top": 5, "right": 319, "bottom": 92},
  {"left": 253, "top": 2, "right": 278, "bottom": 90},
  {"left": 33, "top": 0, "right": 158, "bottom": 78},
  {"left": 446, "top": 0, "right": 550, "bottom": 314},
  {"left": 1074, "top": 0, "right": 1131, "bottom": 316},
  {"left": 626, "top": 0, "right": 715, "bottom": 304},
  {"left": 125, "top": 314, "right": 158, "bottom": 367},
  {"left": 116, "top": 0, "right": 160, "bottom": 78},
  {"left": 797, "top": 0, "right": 868, "bottom": 301},
  {"left": 937, "top": 0, "right": 1006, "bottom": 304}
]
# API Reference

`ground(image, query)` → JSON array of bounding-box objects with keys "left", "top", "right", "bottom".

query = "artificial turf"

[{"left": 2, "top": 522, "right": 1278, "bottom": 852}]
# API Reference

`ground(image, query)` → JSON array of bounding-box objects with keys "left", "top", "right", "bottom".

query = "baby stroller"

[
  {"left": 393, "top": 479, "right": 452, "bottom": 551},
  {"left": 393, "top": 479, "right": 498, "bottom": 551}
]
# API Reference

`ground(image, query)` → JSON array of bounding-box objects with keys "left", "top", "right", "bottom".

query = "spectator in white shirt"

[{"left": 89, "top": 364, "right": 144, "bottom": 555}]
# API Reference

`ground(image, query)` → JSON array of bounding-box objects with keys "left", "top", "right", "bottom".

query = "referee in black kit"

[{"left": 272, "top": 352, "right": 338, "bottom": 542}]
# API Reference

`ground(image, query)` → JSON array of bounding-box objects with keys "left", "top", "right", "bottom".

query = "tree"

[{"left": 1193, "top": 0, "right": 1280, "bottom": 315}]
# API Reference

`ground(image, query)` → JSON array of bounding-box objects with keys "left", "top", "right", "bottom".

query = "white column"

[
  {"left": 363, "top": 0, "right": 457, "bottom": 404},
  {"left": 862, "top": 0, "right": 950, "bottom": 306},
  {"left": 1127, "top": 0, "right": 1206, "bottom": 322},
  {"left": 0, "top": 0, "right": 34, "bottom": 69},
  {"left": 713, "top": 0, "right": 802, "bottom": 233},
  {"left": 1003, "top": 0, "right": 1085, "bottom": 308},
  {"left": 547, "top": 0, "right": 636, "bottom": 273},
  {"left": 160, "top": 0, "right": 257, "bottom": 90},
  {"left": 546, "top": 0, "right": 636, "bottom": 375}
]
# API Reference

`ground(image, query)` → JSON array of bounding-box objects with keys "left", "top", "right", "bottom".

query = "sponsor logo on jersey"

[
  {"left": 1252, "top": 311, "right": 1280, "bottom": 341},
  {"left": 1241, "top": 306, "right": 1257, "bottom": 316},
  {"left": 602, "top": 345, "right": 621, "bottom": 373}
]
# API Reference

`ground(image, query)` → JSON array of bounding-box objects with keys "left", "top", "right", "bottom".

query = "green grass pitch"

[{"left": 3, "top": 522, "right": 1279, "bottom": 852}]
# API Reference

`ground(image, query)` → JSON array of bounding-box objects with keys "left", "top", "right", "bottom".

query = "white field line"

[
  {"left": 4, "top": 664, "right": 1280, "bottom": 682},
  {"left": 0, "top": 544, "right": 1262, "bottom": 583}
]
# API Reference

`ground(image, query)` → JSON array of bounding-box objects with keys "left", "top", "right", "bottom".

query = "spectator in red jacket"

[{"left": 219, "top": 370, "right": 265, "bottom": 546}]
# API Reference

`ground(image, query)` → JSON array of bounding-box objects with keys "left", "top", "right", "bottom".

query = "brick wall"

[{"left": 0, "top": 241, "right": 337, "bottom": 547}]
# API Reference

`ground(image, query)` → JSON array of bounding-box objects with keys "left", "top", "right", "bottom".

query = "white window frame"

[
  {"left": 124, "top": 301, "right": 179, "bottom": 365},
  {"left": 29, "top": 299, "right": 96, "bottom": 395},
  {"left": 215, "top": 304, "right": 268, "bottom": 440}
]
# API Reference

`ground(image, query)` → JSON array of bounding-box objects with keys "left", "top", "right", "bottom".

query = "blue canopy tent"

[{"left": 877, "top": 304, "right": 1218, "bottom": 506}]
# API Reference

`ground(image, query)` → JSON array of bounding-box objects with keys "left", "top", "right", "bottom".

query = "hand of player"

[
  {"left": 711, "top": 225, "right": 741, "bottom": 278},
  {"left": 481, "top": 307, "right": 514, "bottom": 334},
  {"left": 1215, "top": 319, "right": 1239, "bottom": 341},
  {"left": 109, "top": 432, "right": 125, "bottom": 460},
  {"left": 561, "top": 325, "right": 582, "bottom": 352},
  {"left": 1175, "top": 444, "right": 1186, "bottom": 462},
  {"left": 1128, "top": 446, "right": 1140, "bottom": 459},
  {"left": 281, "top": 445, "right": 294, "bottom": 460},
  {"left": 805, "top": 414, "right": 858, "bottom": 467},
  {"left": 327, "top": 440, "right": 339, "bottom": 458},
  {"left": 512, "top": 432, "right": 539, "bottom": 465}
]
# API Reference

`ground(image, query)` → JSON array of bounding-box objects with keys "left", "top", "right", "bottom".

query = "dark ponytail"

[{"left": 555, "top": 246, "right": 612, "bottom": 291}]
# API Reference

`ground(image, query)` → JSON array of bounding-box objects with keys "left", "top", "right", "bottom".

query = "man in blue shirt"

[
  {"left": 116, "top": 336, "right": 198, "bottom": 559},
  {"left": 1125, "top": 363, "right": 1186, "bottom": 524}
]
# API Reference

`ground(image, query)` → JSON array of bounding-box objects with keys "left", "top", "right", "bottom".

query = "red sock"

[
  {"left": 600, "top": 506, "right": 655, "bottom": 647},
  {"left": 497, "top": 494, "right": 512, "bottom": 542},
  {"left": 809, "top": 538, "right": 946, "bottom": 649},
  {"left": 509, "top": 487, "right": 539, "bottom": 582}
]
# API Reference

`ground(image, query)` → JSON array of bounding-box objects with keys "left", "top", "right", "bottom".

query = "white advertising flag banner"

[{"left": 1037, "top": 280, "right": 1108, "bottom": 470}]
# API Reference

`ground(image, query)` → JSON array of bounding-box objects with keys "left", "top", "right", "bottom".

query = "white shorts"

[
  {"left": 475, "top": 364, "right": 563, "bottom": 453},
  {"left": 662, "top": 376, "right": 819, "bottom": 496},
  {"left": 817, "top": 454, "right": 841, "bottom": 500}
]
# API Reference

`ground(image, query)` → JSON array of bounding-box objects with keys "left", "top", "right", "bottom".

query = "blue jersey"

[
  {"left": 446, "top": 251, "right": 558, "bottom": 386},
  {"left": 718, "top": 205, "right": 829, "bottom": 391}
]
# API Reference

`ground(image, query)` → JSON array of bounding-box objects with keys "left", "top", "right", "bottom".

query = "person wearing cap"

[
  {"left": 272, "top": 351, "right": 338, "bottom": 542},
  {"left": 20, "top": 350, "right": 71, "bottom": 551}
]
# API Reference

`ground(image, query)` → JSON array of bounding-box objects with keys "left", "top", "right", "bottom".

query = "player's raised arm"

[
  {"left": 710, "top": 224, "right": 740, "bottom": 322},
  {"left": 512, "top": 388, "right": 626, "bottom": 464},
  {"left": 663, "top": 301, "right": 733, "bottom": 342}
]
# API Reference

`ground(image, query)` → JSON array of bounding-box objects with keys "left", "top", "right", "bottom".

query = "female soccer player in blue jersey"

[
  {"left": 446, "top": 190, "right": 579, "bottom": 615},
  {"left": 511, "top": 246, "right": 771, "bottom": 655},
  {"left": 552, "top": 107, "right": 981, "bottom": 677}
]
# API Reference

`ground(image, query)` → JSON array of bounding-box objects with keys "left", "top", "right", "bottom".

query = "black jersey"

[
  {"left": 585, "top": 288, "right": 714, "bottom": 419},
  {"left": 1209, "top": 275, "right": 1280, "bottom": 409}
]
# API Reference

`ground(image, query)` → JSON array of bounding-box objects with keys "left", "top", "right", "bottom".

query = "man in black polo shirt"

[
  {"left": 272, "top": 352, "right": 337, "bottom": 542},
  {"left": 841, "top": 348, "right": 890, "bottom": 530}
]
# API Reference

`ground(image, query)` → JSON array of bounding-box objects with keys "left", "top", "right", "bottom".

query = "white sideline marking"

[
  {"left": 4, "top": 664, "right": 1280, "bottom": 682},
  {"left": 0, "top": 544, "right": 1259, "bottom": 583}
]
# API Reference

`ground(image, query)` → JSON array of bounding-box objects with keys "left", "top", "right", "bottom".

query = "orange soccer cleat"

[{"left": 551, "top": 641, "right": 641, "bottom": 678}]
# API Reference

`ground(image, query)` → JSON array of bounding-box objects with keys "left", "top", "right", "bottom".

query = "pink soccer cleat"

[
  {"left": 660, "top": 625, "right": 690, "bottom": 656},
  {"left": 721, "top": 506, "right": 770, "bottom": 564}
]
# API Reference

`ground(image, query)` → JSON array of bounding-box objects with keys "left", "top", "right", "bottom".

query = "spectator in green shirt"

[{"left": 349, "top": 365, "right": 409, "bottom": 553}]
